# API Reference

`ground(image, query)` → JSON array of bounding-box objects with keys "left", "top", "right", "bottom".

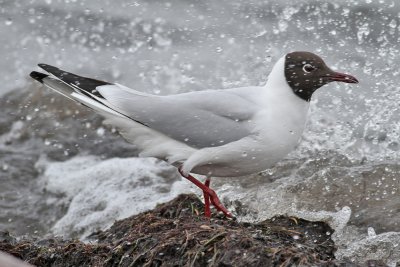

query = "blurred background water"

[{"left": 0, "top": 0, "right": 400, "bottom": 262}]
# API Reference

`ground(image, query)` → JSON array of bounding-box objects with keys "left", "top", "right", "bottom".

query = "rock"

[
  {"left": 336, "top": 232, "right": 400, "bottom": 267},
  {"left": 0, "top": 194, "right": 388, "bottom": 266}
]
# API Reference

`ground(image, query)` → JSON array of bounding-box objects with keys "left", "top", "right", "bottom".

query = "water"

[{"left": 1, "top": 0, "right": 400, "bottom": 264}]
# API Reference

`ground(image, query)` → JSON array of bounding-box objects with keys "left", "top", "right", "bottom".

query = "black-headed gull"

[{"left": 30, "top": 51, "right": 358, "bottom": 218}]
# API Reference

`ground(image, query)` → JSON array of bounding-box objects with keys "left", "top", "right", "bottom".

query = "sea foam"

[{"left": 36, "top": 155, "right": 192, "bottom": 238}]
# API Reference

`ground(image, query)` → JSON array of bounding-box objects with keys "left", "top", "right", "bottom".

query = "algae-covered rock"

[{"left": 0, "top": 194, "right": 387, "bottom": 266}]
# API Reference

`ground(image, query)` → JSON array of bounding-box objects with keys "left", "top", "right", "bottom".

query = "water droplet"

[
  {"left": 367, "top": 227, "right": 376, "bottom": 237},
  {"left": 5, "top": 18, "right": 13, "bottom": 26},
  {"left": 241, "top": 152, "right": 248, "bottom": 158},
  {"left": 357, "top": 23, "right": 370, "bottom": 44},
  {"left": 389, "top": 19, "right": 397, "bottom": 29},
  {"left": 2, "top": 164, "right": 9, "bottom": 171},
  {"left": 278, "top": 20, "right": 288, "bottom": 32},
  {"left": 96, "top": 127, "right": 105, "bottom": 136}
]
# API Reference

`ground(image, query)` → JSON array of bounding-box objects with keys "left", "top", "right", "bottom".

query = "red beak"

[{"left": 325, "top": 72, "right": 359, "bottom": 84}]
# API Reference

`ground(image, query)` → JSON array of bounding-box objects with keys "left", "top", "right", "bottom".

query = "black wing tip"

[
  {"left": 38, "top": 63, "right": 59, "bottom": 72},
  {"left": 30, "top": 71, "right": 48, "bottom": 83},
  {"left": 35, "top": 64, "right": 112, "bottom": 94},
  {"left": 38, "top": 63, "right": 48, "bottom": 69},
  {"left": 38, "top": 63, "right": 52, "bottom": 67}
]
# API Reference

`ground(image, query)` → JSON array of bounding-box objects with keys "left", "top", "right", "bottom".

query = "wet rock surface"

[{"left": 0, "top": 194, "right": 386, "bottom": 266}]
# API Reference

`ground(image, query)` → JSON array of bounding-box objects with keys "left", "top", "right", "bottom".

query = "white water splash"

[{"left": 36, "top": 155, "right": 192, "bottom": 238}]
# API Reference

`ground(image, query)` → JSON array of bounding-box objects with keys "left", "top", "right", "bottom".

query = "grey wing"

[{"left": 98, "top": 85, "right": 261, "bottom": 148}]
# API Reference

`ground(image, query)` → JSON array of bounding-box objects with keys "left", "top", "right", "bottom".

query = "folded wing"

[{"left": 32, "top": 64, "right": 261, "bottom": 149}]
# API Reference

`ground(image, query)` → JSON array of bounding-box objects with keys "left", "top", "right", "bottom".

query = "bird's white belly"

[{"left": 190, "top": 115, "right": 307, "bottom": 177}]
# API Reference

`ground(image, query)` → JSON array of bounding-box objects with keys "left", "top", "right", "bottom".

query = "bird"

[{"left": 30, "top": 51, "right": 358, "bottom": 218}]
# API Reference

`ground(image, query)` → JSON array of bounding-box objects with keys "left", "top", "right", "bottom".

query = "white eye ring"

[{"left": 303, "top": 64, "right": 315, "bottom": 73}]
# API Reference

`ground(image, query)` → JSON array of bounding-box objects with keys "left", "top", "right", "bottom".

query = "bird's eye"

[{"left": 303, "top": 64, "right": 316, "bottom": 73}]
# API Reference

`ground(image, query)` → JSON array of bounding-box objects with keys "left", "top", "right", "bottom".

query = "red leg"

[
  {"left": 178, "top": 168, "right": 233, "bottom": 218},
  {"left": 203, "top": 178, "right": 211, "bottom": 217}
]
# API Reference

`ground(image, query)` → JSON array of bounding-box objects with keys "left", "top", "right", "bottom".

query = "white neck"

[
  {"left": 261, "top": 55, "right": 309, "bottom": 108},
  {"left": 258, "top": 55, "right": 310, "bottom": 136},
  {"left": 246, "top": 55, "right": 311, "bottom": 161}
]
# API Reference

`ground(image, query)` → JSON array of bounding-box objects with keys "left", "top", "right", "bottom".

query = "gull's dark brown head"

[{"left": 284, "top": 51, "right": 358, "bottom": 101}]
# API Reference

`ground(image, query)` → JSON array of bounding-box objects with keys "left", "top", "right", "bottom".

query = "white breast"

[{"left": 255, "top": 56, "right": 310, "bottom": 159}]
